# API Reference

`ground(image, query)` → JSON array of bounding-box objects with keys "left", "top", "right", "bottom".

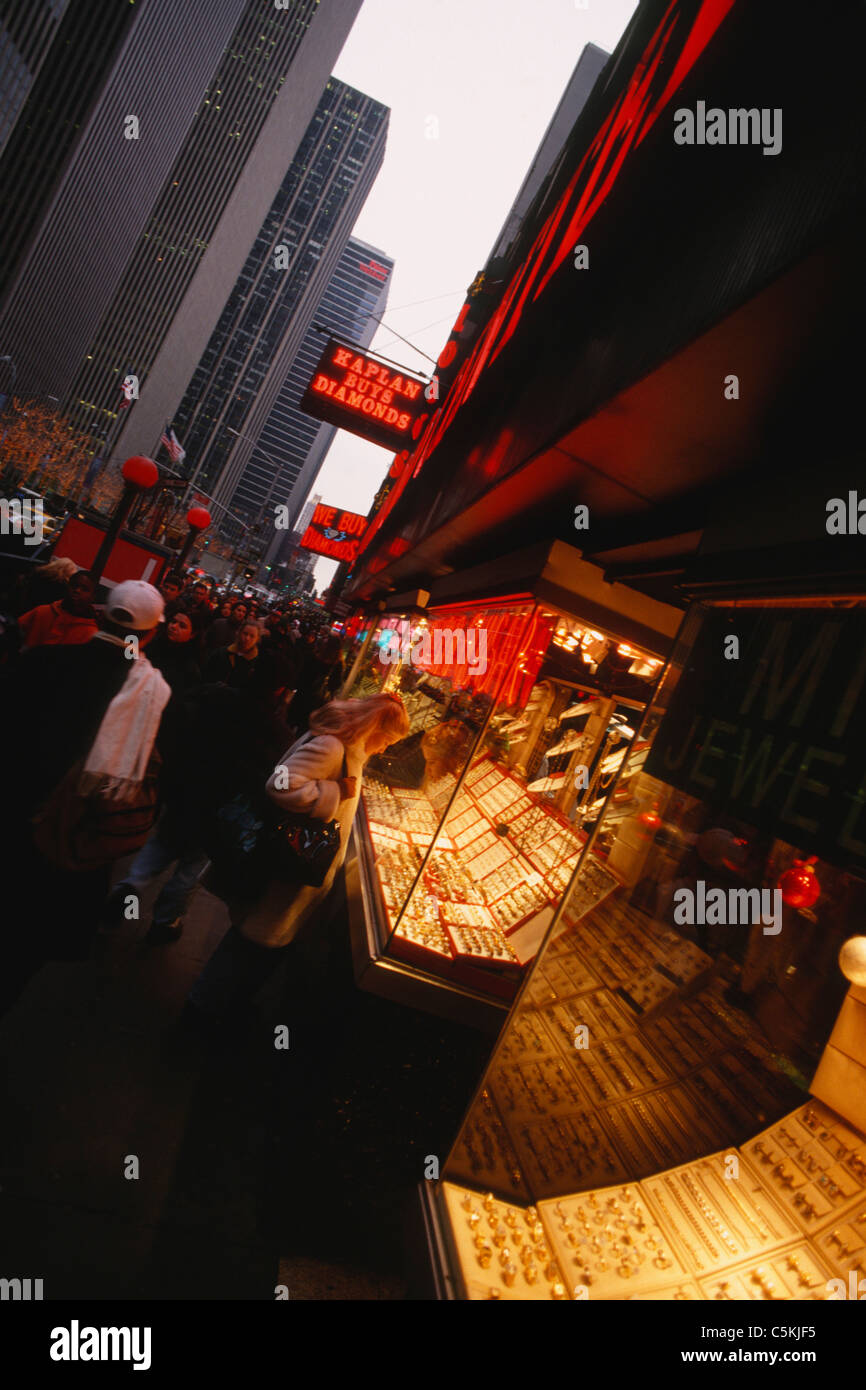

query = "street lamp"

[{"left": 89, "top": 455, "right": 159, "bottom": 585}]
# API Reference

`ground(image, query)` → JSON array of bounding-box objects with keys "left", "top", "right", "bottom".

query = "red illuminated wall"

[{"left": 415, "top": 605, "right": 555, "bottom": 709}]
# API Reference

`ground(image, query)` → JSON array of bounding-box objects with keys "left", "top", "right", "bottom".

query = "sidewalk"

[{"left": 0, "top": 865, "right": 490, "bottom": 1299}]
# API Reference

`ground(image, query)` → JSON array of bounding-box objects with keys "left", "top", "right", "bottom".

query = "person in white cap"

[{"left": 0, "top": 579, "right": 171, "bottom": 1015}]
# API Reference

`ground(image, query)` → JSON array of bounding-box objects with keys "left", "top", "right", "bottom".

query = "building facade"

[
  {"left": 64, "top": 0, "right": 363, "bottom": 468},
  {"left": 240, "top": 235, "right": 393, "bottom": 568},
  {"left": 167, "top": 79, "right": 389, "bottom": 526},
  {"left": 0, "top": 0, "right": 249, "bottom": 402}
]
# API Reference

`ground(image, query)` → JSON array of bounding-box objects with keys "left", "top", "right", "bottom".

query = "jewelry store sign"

[
  {"left": 644, "top": 610, "right": 866, "bottom": 870},
  {"left": 299, "top": 339, "right": 429, "bottom": 452},
  {"left": 299, "top": 502, "right": 368, "bottom": 564}
]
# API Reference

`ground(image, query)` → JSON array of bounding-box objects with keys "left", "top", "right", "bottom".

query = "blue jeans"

[
  {"left": 124, "top": 819, "right": 209, "bottom": 925},
  {"left": 188, "top": 926, "right": 287, "bottom": 1019}
]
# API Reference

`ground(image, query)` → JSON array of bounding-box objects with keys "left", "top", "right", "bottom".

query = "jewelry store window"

[
  {"left": 432, "top": 603, "right": 866, "bottom": 1300},
  {"left": 349, "top": 601, "right": 666, "bottom": 1014}
]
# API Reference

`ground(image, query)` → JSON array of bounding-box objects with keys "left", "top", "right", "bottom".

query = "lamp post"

[
  {"left": 89, "top": 455, "right": 159, "bottom": 585},
  {"left": 176, "top": 505, "right": 211, "bottom": 571}
]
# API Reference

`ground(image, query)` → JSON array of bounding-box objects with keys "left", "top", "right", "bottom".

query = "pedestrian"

[
  {"left": 290, "top": 630, "right": 345, "bottom": 730},
  {"left": 102, "top": 662, "right": 292, "bottom": 944},
  {"left": 17, "top": 569, "right": 98, "bottom": 649},
  {"left": 204, "top": 598, "right": 248, "bottom": 653},
  {"left": 146, "top": 609, "right": 202, "bottom": 695},
  {"left": 0, "top": 580, "right": 170, "bottom": 1015},
  {"left": 158, "top": 571, "right": 186, "bottom": 620},
  {"left": 203, "top": 618, "right": 260, "bottom": 689},
  {"left": 185, "top": 692, "right": 410, "bottom": 1023},
  {"left": 15, "top": 555, "right": 78, "bottom": 614},
  {"left": 183, "top": 579, "right": 215, "bottom": 630}
]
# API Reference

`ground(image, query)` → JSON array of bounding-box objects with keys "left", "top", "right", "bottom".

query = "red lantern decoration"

[
  {"left": 121, "top": 455, "right": 159, "bottom": 489},
  {"left": 186, "top": 506, "right": 211, "bottom": 530},
  {"left": 637, "top": 804, "right": 661, "bottom": 836},
  {"left": 778, "top": 856, "right": 821, "bottom": 910}
]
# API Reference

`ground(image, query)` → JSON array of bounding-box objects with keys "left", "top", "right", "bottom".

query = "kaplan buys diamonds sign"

[{"left": 299, "top": 339, "right": 429, "bottom": 451}]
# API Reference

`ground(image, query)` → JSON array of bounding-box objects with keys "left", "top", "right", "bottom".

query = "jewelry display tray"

[
  {"left": 438, "top": 1098, "right": 864, "bottom": 1299},
  {"left": 361, "top": 756, "right": 617, "bottom": 983}
]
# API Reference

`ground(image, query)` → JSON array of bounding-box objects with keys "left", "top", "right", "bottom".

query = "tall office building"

[
  {"left": 169, "top": 78, "right": 389, "bottom": 526},
  {"left": 0, "top": 0, "right": 249, "bottom": 400},
  {"left": 0, "top": 0, "right": 73, "bottom": 153},
  {"left": 236, "top": 234, "right": 393, "bottom": 560},
  {"left": 67, "top": 0, "right": 364, "bottom": 466},
  {"left": 488, "top": 44, "right": 609, "bottom": 263}
]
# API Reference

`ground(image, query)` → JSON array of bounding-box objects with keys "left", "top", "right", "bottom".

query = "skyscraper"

[
  {"left": 0, "top": 0, "right": 249, "bottom": 400},
  {"left": 67, "top": 0, "right": 364, "bottom": 466},
  {"left": 0, "top": 0, "right": 74, "bottom": 154},
  {"left": 237, "top": 235, "right": 393, "bottom": 561},
  {"left": 169, "top": 78, "right": 389, "bottom": 523},
  {"left": 488, "top": 43, "right": 609, "bottom": 263}
]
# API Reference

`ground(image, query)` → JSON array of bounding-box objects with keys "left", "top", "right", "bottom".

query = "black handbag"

[{"left": 207, "top": 735, "right": 347, "bottom": 899}]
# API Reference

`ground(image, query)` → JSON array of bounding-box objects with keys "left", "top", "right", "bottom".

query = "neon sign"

[
  {"left": 299, "top": 502, "right": 368, "bottom": 563},
  {"left": 299, "top": 339, "right": 429, "bottom": 451},
  {"left": 357, "top": 0, "right": 736, "bottom": 562}
]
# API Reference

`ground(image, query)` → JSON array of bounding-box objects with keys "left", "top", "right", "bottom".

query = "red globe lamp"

[
  {"left": 177, "top": 505, "right": 212, "bottom": 569},
  {"left": 778, "top": 856, "right": 821, "bottom": 910},
  {"left": 121, "top": 455, "right": 159, "bottom": 489}
]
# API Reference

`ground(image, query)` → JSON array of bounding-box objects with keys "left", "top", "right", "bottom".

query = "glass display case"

[
  {"left": 422, "top": 602, "right": 866, "bottom": 1298},
  {"left": 345, "top": 594, "right": 670, "bottom": 1022}
]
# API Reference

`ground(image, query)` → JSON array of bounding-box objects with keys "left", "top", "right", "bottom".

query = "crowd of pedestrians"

[{"left": 0, "top": 562, "right": 409, "bottom": 1026}]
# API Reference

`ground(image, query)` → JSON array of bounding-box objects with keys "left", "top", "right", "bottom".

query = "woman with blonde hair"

[{"left": 186, "top": 691, "right": 410, "bottom": 1023}]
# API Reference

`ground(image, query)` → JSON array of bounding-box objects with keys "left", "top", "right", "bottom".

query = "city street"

[{"left": 0, "top": 861, "right": 488, "bottom": 1300}]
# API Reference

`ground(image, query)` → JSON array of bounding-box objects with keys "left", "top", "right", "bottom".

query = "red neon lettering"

[
  {"left": 312, "top": 374, "right": 331, "bottom": 392},
  {"left": 347, "top": 390, "right": 364, "bottom": 409},
  {"left": 333, "top": 348, "right": 352, "bottom": 367},
  {"left": 385, "top": 408, "right": 399, "bottom": 424},
  {"left": 361, "top": 397, "right": 376, "bottom": 414},
  {"left": 396, "top": 412, "right": 411, "bottom": 430},
  {"left": 372, "top": 402, "right": 387, "bottom": 419},
  {"left": 401, "top": 381, "right": 421, "bottom": 400},
  {"left": 345, "top": 372, "right": 358, "bottom": 388},
  {"left": 350, "top": 358, "right": 365, "bottom": 372},
  {"left": 437, "top": 341, "right": 457, "bottom": 370},
  {"left": 381, "top": 389, "right": 393, "bottom": 405},
  {"left": 318, "top": 505, "right": 336, "bottom": 525}
]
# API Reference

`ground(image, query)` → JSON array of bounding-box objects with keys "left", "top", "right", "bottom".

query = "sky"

[{"left": 307, "top": 0, "right": 639, "bottom": 588}]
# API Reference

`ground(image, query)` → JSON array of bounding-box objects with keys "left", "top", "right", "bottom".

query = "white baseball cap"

[{"left": 104, "top": 580, "right": 165, "bottom": 630}]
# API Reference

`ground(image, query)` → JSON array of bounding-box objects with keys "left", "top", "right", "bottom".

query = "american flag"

[{"left": 160, "top": 426, "right": 186, "bottom": 464}]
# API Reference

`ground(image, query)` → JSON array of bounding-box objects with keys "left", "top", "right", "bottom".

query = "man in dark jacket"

[
  {"left": 101, "top": 665, "right": 292, "bottom": 941},
  {"left": 0, "top": 581, "right": 168, "bottom": 1014}
]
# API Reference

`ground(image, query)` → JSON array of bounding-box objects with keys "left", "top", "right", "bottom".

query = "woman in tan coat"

[{"left": 187, "top": 691, "right": 409, "bottom": 1021}]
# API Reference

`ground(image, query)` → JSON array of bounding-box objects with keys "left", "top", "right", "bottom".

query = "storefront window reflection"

[
  {"left": 443, "top": 605, "right": 861, "bottom": 1202},
  {"left": 350, "top": 601, "right": 668, "bottom": 1005}
]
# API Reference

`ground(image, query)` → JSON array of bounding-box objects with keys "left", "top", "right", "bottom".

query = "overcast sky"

[{"left": 308, "top": 0, "right": 639, "bottom": 588}]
